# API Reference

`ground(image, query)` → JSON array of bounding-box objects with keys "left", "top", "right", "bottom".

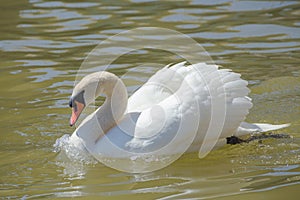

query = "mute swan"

[{"left": 67, "top": 62, "right": 289, "bottom": 161}]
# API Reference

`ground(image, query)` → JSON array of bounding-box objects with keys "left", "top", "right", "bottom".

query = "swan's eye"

[
  {"left": 69, "top": 91, "right": 85, "bottom": 109},
  {"left": 69, "top": 99, "right": 73, "bottom": 108}
]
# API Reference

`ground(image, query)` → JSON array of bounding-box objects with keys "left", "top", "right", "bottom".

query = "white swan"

[{"left": 68, "top": 62, "right": 289, "bottom": 161}]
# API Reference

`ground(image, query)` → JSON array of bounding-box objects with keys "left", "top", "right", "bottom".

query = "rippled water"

[{"left": 1, "top": 0, "right": 300, "bottom": 199}]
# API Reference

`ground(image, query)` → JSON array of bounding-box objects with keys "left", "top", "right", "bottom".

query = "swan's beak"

[{"left": 70, "top": 101, "right": 85, "bottom": 126}]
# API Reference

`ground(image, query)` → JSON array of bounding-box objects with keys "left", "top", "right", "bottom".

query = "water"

[{"left": 1, "top": 0, "right": 300, "bottom": 199}]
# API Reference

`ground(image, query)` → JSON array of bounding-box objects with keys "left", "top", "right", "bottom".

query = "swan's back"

[
  {"left": 127, "top": 62, "right": 252, "bottom": 152},
  {"left": 127, "top": 62, "right": 187, "bottom": 112}
]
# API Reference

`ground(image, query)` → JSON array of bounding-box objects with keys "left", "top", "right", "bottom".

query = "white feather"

[{"left": 68, "top": 62, "right": 290, "bottom": 160}]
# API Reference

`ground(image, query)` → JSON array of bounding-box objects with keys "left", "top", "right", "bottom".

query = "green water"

[{"left": 1, "top": 0, "right": 300, "bottom": 199}]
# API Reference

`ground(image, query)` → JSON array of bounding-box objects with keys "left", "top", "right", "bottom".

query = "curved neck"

[
  {"left": 76, "top": 74, "right": 128, "bottom": 144},
  {"left": 96, "top": 78, "right": 128, "bottom": 133}
]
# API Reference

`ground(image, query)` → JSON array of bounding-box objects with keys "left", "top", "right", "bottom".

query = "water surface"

[{"left": 1, "top": 0, "right": 300, "bottom": 199}]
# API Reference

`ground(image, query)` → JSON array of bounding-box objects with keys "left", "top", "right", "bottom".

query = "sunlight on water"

[
  {"left": 54, "top": 134, "right": 98, "bottom": 179},
  {"left": 0, "top": 0, "right": 299, "bottom": 199},
  {"left": 54, "top": 134, "right": 96, "bottom": 164}
]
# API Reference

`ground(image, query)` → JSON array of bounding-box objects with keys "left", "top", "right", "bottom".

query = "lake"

[{"left": 1, "top": 0, "right": 300, "bottom": 199}]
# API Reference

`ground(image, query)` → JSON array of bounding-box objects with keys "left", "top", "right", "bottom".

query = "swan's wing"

[
  {"left": 125, "top": 86, "right": 201, "bottom": 155},
  {"left": 185, "top": 63, "right": 253, "bottom": 156},
  {"left": 125, "top": 63, "right": 208, "bottom": 153},
  {"left": 140, "top": 62, "right": 253, "bottom": 140},
  {"left": 127, "top": 62, "right": 187, "bottom": 112},
  {"left": 127, "top": 62, "right": 252, "bottom": 156}
]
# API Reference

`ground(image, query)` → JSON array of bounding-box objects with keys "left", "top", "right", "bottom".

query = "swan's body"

[{"left": 68, "top": 62, "right": 289, "bottom": 160}]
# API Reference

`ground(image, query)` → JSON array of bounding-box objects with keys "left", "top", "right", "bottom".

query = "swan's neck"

[
  {"left": 96, "top": 79, "right": 128, "bottom": 133},
  {"left": 76, "top": 75, "right": 128, "bottom": 144}
]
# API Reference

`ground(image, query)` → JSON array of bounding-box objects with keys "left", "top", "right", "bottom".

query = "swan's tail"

[{"left": 235, "top": 122, "right": 290, "bottom": 137}]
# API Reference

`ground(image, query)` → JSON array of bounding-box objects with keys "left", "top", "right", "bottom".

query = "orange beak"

[{"left": 70, "top": 101, "right": 85, "bottom": 126}]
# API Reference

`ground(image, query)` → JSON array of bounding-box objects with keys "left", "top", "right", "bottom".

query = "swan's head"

[{"left": 69, "top": 71, "right": 118, "bottom": 126}]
